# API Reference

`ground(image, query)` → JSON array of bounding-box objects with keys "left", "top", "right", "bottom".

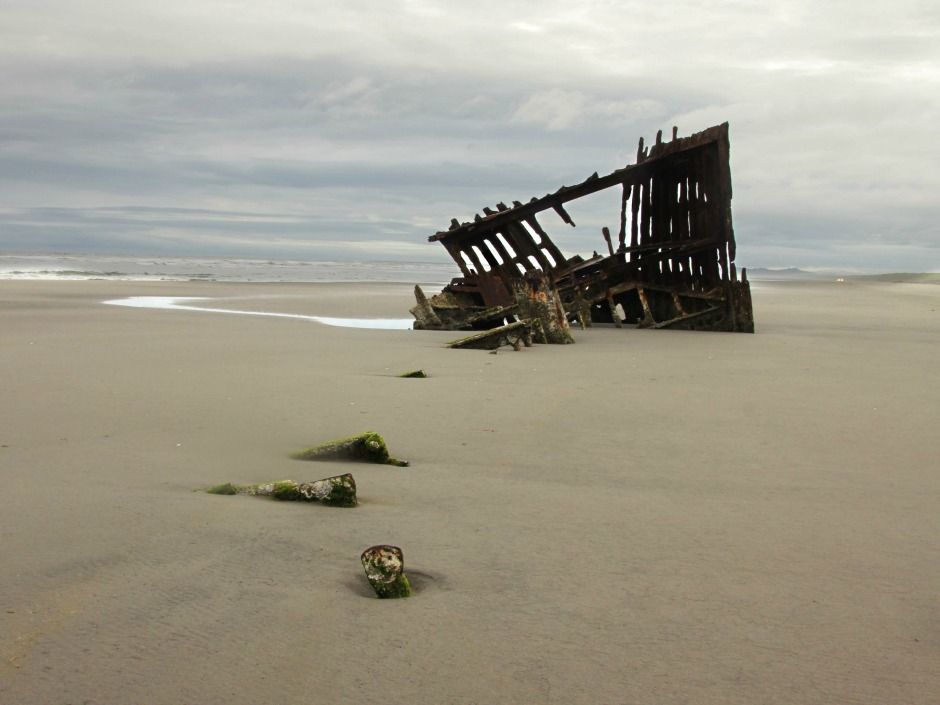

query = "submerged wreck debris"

[
  {"left": 513, "top": 270, "right": 574, "bottom": 344},
  {"left": 205, "top": 473, "right": 358, "bottom": 507},
  {"left": 291, "top": 431, "right": 409, "bottom": 467},
  {"left": 398, "top": 369, "right": 428, "bottom": 378},
  {"left": 447, "top": 320, "right": 534, "bottom": 350},
  {"left": 361, "top": 545, "right": 412, "bottom": 599},
  {"left": 412, "top": 123, "right": 754, "bottom": 335}
]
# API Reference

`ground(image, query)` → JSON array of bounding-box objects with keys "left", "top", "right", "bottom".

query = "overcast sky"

[{"left": 1, "top": 1, "right": 937, "bottom": 271}]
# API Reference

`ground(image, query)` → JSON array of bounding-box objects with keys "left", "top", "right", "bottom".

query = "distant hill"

[
  {"left": 745, "top": 268, "right": 825, "bottom": 281},
  {"left": 847, "top": 273, "right": 940, "bottom": 285},
  {"left": 744, "top": 269, "right": 938, "bottom": 284}
]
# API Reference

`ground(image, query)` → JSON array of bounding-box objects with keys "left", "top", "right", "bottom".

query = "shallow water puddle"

[{"left": 103, "top": 296, "right": 414, "bottom": 330}]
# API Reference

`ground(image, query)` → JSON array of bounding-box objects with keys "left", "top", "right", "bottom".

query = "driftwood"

[
  {"left": 361, "top": 545, "right": 412, "bottom": 598},
  {"left": 411, "top": 123, "right": 754, "bottom": 334},
  {"left": 206, "top": 473, "right": 358, "bottom": 507},
  {"left": 291, "top": 432, "right": 409, "bottom": 467}
]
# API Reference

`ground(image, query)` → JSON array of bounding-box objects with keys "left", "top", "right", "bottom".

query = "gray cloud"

[{"left": 1, "top": 0, "right": 938, "bottom": 270}]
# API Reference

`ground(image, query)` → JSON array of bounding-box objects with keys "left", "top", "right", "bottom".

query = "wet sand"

[{"left": 1, "top": 278, "right": 938, "bottom": 704}]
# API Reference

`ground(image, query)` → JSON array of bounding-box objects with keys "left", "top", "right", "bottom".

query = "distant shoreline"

[{"left": 745, "top": 267, "right": 940, "bottom": 284}]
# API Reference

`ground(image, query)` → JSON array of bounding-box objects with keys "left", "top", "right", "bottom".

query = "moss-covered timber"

[
  {"left": 204, "top": 473, "right": 358, "bottom": 507},
  {"left": 446, "top": 320, "right": 533, "bottom": 350},
  {"left": 398, "top": 369, "right": 427, "bottom": 378},
  {"left": 291, "top": 431, "right": 409, "bottom": 467},
  {"left": 361, "top": 545, "right": 412, "bottom": 599}
]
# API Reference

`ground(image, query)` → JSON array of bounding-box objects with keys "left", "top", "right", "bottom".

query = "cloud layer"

[{"left": 1, "top": 0, "right": 938, "bottom": 270}]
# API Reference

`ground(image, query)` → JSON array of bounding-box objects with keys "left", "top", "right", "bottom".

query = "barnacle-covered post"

[
  {"left": 410, "top": 285, "right": 442, "bottom": 330},
  {"left": 205, "top": 473, "right": 358, "bottom": 507},
  {"left": 291, "top": 432, "right": 409, "bottom": 467},
  {"left": 512, "top": 270, "right": 574, "bottom": 344},
  {"left": 361, "top": 545, "right": 412, "bottom": 598}
]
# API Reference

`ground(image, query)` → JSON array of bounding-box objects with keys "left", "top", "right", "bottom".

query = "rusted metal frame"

[
  {"left": 651, "top": 305, "right": 724, "bottom": 330},
  {"left": 675, "top": 181, "right": 690, "bottom": 288},
  {"left": 421, "top": 123, "right": 748, "bottom": 335},
  {"left": 455, "top": 234, "right": 492, "bottom": 275},
  {"left": 472, "top": 232, "right": 513, "bottom": 280},
  {"left": 686, "top": 152, "right": 708, "bottom": 289},
  {"left": 635, "top": 282, "right": 725, "bottom": 301},
  {"left": 523, "top": 215, "right": 566, "bottom": 268},
  {"left": 636, "top": 286, "right": 655, "bottom": 327},
  {"left": 502, "top": 221, "right": 554, "bottom": 273},
  {"left": 460, "top": 305, "right": 516, "bottom": 327},
  {"left": 688, "top": 152, "right": 710, "bottom": 289},
  {"left": 683, "top": 165, "right": 698, "bottom": 290},
  {"left": 429, "top": 127, "right": 729, "bottom": 244},
  {"left": 579, "top": 277, "right": 724, "bottom": 305},
  {"left": 618, "top": 183, "right": 630, "bottom": 252},
  {"left": 443, "top": 240, "right": 472, "bottom": 277},
  {"left": 630, "top": 177, "right": 641, "bottom": 251},
  {"left": 706, "top": 149, "right": 727, "bottom": 286},
  {"left": 634, "top": 172, "right": 658, "bottom": 289},
  {"left": 505, "top": 226, "right": 545, "bottom": 273},
  {"left": 678, "top": 174, "right": 691, "bottom": 244},
  {"left": 655, "top": 165, "right": 680, "bottom": 293},
  {"left": 683, "top": 157, "right": 699, "bottom": 289},
  {"left": 671, "top": 292, "right": 687, "bottom": 316},
  {"left": 460, "top": 226, "right": 514, "bottom": 280},
  {"left": 712, "top": 131, "right": 738, "bottom": 328},
  {"left": 702, "top": 148, "right": 726, "bottom": 287},
  {"left": 645, "top": 122, "right": 729, "bottom": 162},
  {"left": 650, "top": 176, "right": 665, "bottom": 303},
  {"left": 433, "top": 140, "right": 719, "bottom": 289},
  {"left": 569, "top": 254, "right": 726, "bottom": 311},
  {"left": 473, "top": 240, "right": 502, "bottom": 275},
  {"left": 645, "top": 171, "right": 661, "bottom": 286},
  {"left": 715, "top": 127, "right": 736, "bottom": 262},
  {"left": 552, "top": 203, "right": 576, "bottom": 227},
  {"left": 479, "top": 230, "right": 518, "bottom": 278},
  {"left": 593, "top": 233, "right": 719, "bottom": 258},
  {"left": 667, "top": 164, "right": 694, "bottom": 300},
  {"left": 487, "top": 228, "right": 525, "bottom": 276},
  {"left": 650, "top": 168, "right": 681, "bottom": 322},
  {"left": 447, "top": 320, "right": 533, "bottom": 350},
  {"left": 607, "top": 293, "right": 623, "bottom": 328}
]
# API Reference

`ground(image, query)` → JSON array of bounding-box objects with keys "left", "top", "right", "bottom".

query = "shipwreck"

[{"left": 411, "top": 123, "right": 754, "bottom": 339}]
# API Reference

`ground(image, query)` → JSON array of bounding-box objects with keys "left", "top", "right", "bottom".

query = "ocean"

[{"left": 0, "top": 253, "right": 459, "bottom": 285}]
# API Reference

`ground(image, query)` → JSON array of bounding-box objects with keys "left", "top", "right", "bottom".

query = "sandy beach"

[{"left": 1, "top": 278, "right": 937, "bottom": 704}]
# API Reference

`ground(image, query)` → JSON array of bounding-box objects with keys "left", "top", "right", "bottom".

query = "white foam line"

[{"left": 103, "top": 296, "right": 414, "bottom": 330}]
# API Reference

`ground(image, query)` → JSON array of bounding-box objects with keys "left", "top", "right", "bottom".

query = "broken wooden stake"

[
  {"left": 361, "top": 545, "right": 412, "bottom": 599},
  {"left": 512, "top": 270, "right": 574, "bottom": 344},
  {"left": 409, "top": 285, "right": 442, "bottom": 330},
  {"left": 291, "top": 432, "right": 409, "bottom": 467},
  {"left": 205, "top": 473, "right": 358, "bottom": 507}
]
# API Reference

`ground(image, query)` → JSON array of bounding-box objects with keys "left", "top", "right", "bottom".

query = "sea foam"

[{"left": 103, "top": 296, "right": 414, "bottom": 330}]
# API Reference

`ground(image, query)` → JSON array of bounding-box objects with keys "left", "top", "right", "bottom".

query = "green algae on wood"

[
  {"left": 361, "top": 545, "right": 412, "bottom": 599},
  {"left": 446, "top": 320, "right": 533, "bottom": 351},
  {"left": 291, "top": 431, "right": 409, "bottom": 467},
  {"left": 398, "top": 369, "right": 427, "bottom": 378},
  {"left": 203, "top": 473, "right": 358, "bottom": 507}
]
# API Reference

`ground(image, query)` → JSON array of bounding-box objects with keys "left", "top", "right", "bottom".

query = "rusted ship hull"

[{"left": 412, "top": 123, "right": 754, "bottom": 334}]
